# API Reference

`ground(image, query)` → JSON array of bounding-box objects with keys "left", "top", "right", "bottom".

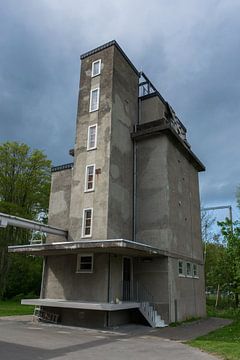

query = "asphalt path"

[{"left": 0, "top": 316, "right": 226, "bottom": 360}]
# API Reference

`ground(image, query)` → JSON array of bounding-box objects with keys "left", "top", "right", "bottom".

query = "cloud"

[{"left": 0, "top": 0, "right": 240, "bottom": 210}]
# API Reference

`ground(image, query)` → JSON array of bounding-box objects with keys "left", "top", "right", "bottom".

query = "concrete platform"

[{"left": 22, "top": 299, "right": 140, "bottom": 311}]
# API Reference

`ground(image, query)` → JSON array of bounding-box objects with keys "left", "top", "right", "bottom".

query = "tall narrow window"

[
  {"left": 87, "top": 124, "right": 97, "bottom": 150},
  {"left": 178, "top": 260, "right": 185, "bottom": 277},
  {"left": 82, "top": 208, "right": 93, "bottom": 237},
  {"left": 89, "top": 88, "right": 99, "bottom": 112},
  {"left": 186, "top": 262, "right": 192, "bottom": 277},
  {"left": 85, "top": 164, "right": 95, "bottom": 192},
  {"left": 91, "top": 59, "right": 101, "bottom": 77},
  {"left": 193, "top": 264, "right": 198, "bottom": 278}
]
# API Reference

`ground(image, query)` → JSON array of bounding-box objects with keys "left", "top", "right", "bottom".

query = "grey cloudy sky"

[{"left": 0, "top": 0, "right": 240, "bottom": 220}]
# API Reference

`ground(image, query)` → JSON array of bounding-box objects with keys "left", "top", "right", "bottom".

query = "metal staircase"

[
  {"left": 139, "top": 301, "right": 166, "bottom": 328},
  {"left": 123, "top": 280, "right": 167, "bottom": 328}
]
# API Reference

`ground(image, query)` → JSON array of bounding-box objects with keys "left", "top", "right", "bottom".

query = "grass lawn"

[
  {"left": 188, "top": 303, "right": 240, "bottom": 360},
  {"left": 0, "top": 300, "right": 35, "bottom": 316}
]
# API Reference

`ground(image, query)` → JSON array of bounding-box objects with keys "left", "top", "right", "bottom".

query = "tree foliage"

[
  {"left": 218, "top": 218, "right": 240, "bottom": 305},
  {"left": 0, "top": 142, "right": 51, "bottom": 298}
]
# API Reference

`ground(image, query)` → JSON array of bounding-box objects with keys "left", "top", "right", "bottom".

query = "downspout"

[
  {"left": 40, "top": 257, "right": 47, "bottom": 299},
  {"left": 133, "top": 78, "right": 141, "bottom": 242}
]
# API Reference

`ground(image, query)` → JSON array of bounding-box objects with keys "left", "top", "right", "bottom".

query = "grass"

[
  {"left": 0, "top": 300, "right": 35, "bottom": 316},
  {"left": 188, "top": 300, "right": 240, "bottom": 360}
]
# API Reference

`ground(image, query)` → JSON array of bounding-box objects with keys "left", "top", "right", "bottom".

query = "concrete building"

[{"left": 9, "top": 40, "right": 206, "bottom": 328}]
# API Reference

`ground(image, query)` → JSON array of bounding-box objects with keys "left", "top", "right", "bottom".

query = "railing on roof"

[
  {"left": 51, "top": 162, "right": 74, "bottom": 173},
  {"left": 138, "top": 72, "right": 187, "bottom": 142}
]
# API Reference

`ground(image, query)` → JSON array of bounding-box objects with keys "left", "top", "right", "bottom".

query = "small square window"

[
  {"left": 186, "top": 262, "right": 192, "bottom": 277},
  {"left": 89, "top": 88, "right": 100, "bottom": 112},
  {"left": 87, "top": 124, "right": 97, "bottom": 150},
  {"left": 82, "top": 208, "right": 93, "bottom": 237},
  {"left": 76, "top": 254, "right": 93, "bottom": 273},
  {"left": 178, "top": 260, "right": 185, "bottom": 277},
  {"left": 85, "top": 164, "right": 95, "bottom": 192},
  {"left": 91, "top": 59, "right": 101, "bottom": 77}
]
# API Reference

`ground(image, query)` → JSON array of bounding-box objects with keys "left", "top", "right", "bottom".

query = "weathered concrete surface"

[
  {"left": 0, "top": 316, "right": 221, "bottom": 360},
  {"left": 47, "top": 168, "right": 72, "bottom": 243},
  {"left": 107, "top": 46, "right": 138, "bottom": 240},
  {"left": 44, "top": 253, "right": 109, "bottom": 302},
  {"left": 68, "top": 45, "right": 114, "bottom": 241}
]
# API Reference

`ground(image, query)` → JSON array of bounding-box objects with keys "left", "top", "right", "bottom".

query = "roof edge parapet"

[{"left": 80, "top": 40, "right": 139, "bottom": 75}]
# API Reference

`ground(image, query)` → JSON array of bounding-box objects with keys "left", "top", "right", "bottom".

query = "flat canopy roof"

[
  {"left": 22, "top": 298, "right": 140, "bottom": 311},
  {"left": 8, "top": 239, "right": 167, "bottom": 257}
]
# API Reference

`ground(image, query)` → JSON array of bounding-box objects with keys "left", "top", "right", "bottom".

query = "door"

[{"left": 122, "top": 257, "right": 132, "bottom": 301}]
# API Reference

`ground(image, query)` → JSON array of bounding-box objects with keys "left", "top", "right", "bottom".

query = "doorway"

[{"left": 122, "top": 257, "right": 132, "bottom": 301}]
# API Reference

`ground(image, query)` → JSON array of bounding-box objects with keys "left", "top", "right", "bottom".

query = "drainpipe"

[
  {"left": 133, "top": 83, "right": 141, "bottom": 242},
  {"left": 40, "top": 257, "right": 47, "bottom": 299}
]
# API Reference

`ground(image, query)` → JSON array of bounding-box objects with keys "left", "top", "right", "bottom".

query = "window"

[
  {"left": 85, "top": 165, "right": 95, "bottom": 192},
  {"left": 87, "top": 124, "right": 97, "bottom": 150},
  {"left": 89, "top": 88, "right": 100, "bottom": 112},
  {"left": 193, "top": 264, "right": 198, "bottom": 278},
  {"left": 178, "top": 260, "right": 185, "bottom": 277},
  {"left": 91, "top": 59, "right": 101, "bottom": 77},
  {"left": 76, "top": 254, "right": 93, "bottom": 273},
  {"left": 82, "top": 208, "right": 93, "bottom": 237},
  {"left": 186, "top": 262, "right": 192, "bottom": 277}
]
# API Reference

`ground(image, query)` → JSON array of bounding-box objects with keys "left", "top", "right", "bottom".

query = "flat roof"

[
  {"left": 8, "top": 239, "right": 203, "bottom": 264},
  {"left": 80, "top": 40, "right": 139, "bottom": 75},
  {"left": 8, "top": 239, "right": 164, "bottom": 257}
]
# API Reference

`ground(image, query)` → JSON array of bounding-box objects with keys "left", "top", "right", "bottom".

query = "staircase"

[
  {"left": 122, "top": 280, "right": 168, "bottom": 328},
  {"left": 139, "top": 301, "right": 166, "bottom": 328}
]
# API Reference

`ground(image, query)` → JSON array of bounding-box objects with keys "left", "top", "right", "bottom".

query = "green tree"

[
  {"left": 0, "top": 142, "right": 51, "bottom": 298},
  {"left": 218, "top": 218, "right": 240, "bottom": 306}
]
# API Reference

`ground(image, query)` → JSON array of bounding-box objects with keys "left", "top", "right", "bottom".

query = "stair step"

[{"left": 139, "top": 301, "right": 167, "bottom": 328}]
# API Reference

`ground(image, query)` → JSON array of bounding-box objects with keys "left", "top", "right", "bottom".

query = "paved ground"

[{"left": 0, "top": 315, "right": 231, "bottom": 360}]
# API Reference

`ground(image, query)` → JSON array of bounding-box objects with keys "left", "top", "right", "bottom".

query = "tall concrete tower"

[{"left": 10, "top": 41, "right": 206, "bottom": 328}]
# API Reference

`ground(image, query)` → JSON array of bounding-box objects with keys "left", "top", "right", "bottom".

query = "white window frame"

[
  {"left": 89, "top": 87, "right": 100, "bottom": 112},
  {"left": 178, "top": 260, "right": 185, "bottom": 277},
  {"left": 91, "top": 59, "right": 101, "bottom": 77},
  {"left": 193, "top": 264, "right": 199, "bottom": 278},
  {"left": 76, "top": 253, "right": 94, "bottom": 273},
  {"left": 186, "top": 262, "right": 192, "bottom": 277},
  {"left": 82, "top": 208, "right": 93, "bottom": 238},
  {"left": 84, "top": 164, "right": 95, "bottom": 192},
  {"left": 87, "top": 124, "right": 97, "bottom": 151}
]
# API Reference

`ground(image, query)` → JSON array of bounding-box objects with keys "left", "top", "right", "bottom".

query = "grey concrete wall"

[
  {"left": 167, "top": 139, "right": 203, "bottom": 260},
  {"left": 68, "top": 46, "right": 114, "bottom": 241},
  {"left": 136, "top": 135, "right": 170, "bottom": 249},
  {"left": 168, "top": 258, "right": 206, "bottom": 323},
  {"left": 107, "top": 46, "right": 139, "bottom": 239},
  {"left": 140, "top": 95, "right": 166, "bottom": 124},
  {"left": 44, "top": 253, "right": 109, "bottom": 302},
  {"left": 43, "top": 307, "right": 107, "bottom": 328},
  {"left": 136, "top": 129, "right": 203, "bottom": 263},
  {"left": 47, "top": 168, "right": 72, "bottom": 243},
  {"left": 133, "top": 256, "right": 169, "bottom": 323}
]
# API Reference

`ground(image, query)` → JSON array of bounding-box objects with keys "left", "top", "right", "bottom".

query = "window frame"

[
  {"left": 82, "top": 208, "right": 93, "bottom": 238},
  {"left": 87, "top": 124, "right": 97, "bottom": 151},
  {"left": 193, "top": 264, "right": 199, "bottom": 278},
  {"left": 186, "top": 262, "right": 192, "bottom": 277},
  {"left": 178, "top": 260, "right": 185, "bottom": 277},
  {"left": 76, "top": 253, "right": 94, "bottom": 273},
  {"left": 91, "top": 59, "right": 101, "bottom": 77},
  {"left": 89, "top": 87, "right": 100, "bottom": 112},
  {"left": 84, "top": 164, "right": 95, "bottom": 192}
]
